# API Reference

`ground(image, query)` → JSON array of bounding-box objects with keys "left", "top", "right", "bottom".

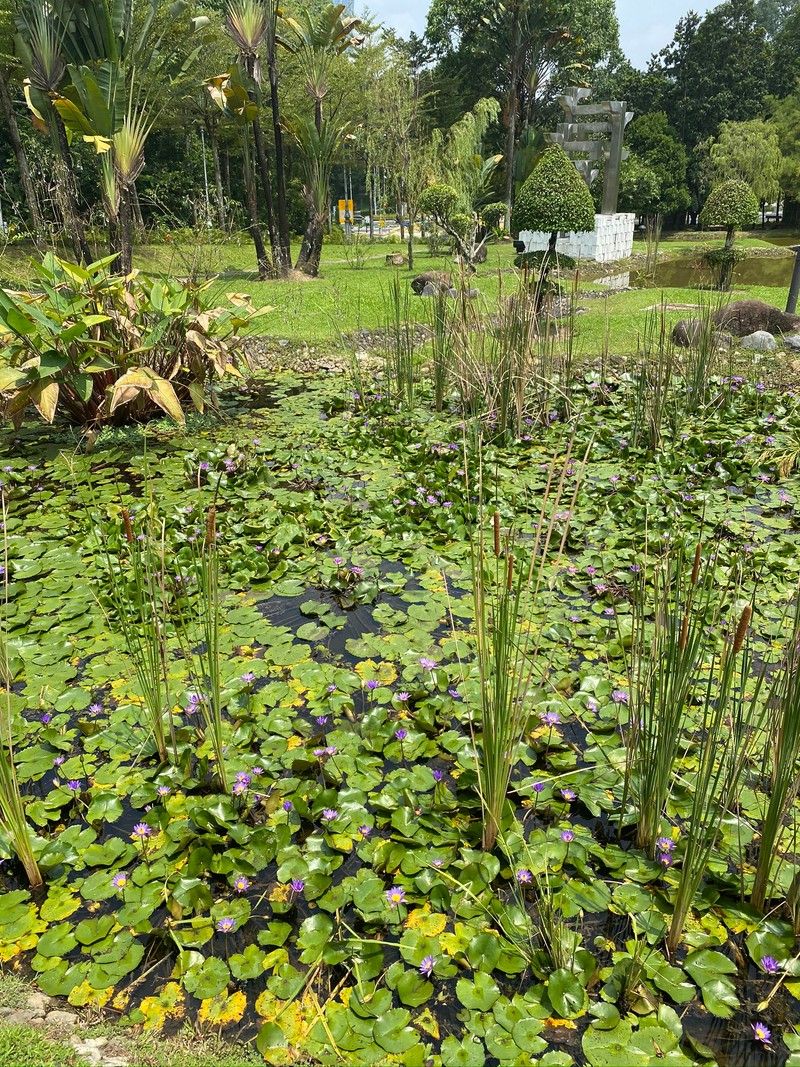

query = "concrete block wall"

[{"left": 519, "top": 213, "right": 635, "bottom": 264}]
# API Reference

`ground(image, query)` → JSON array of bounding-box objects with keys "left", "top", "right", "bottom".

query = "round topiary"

[
  {"left": 511, "top": 145, "right": 595, "bottom": 235},
  {"left": 481, "top": 202, "right": 506, "bottom": 230},
  {"left": 448, "top": 212, "right": 472, "bottom": 238},
  {"left": 699, "top": 180, "right": 759, "bottom": 232},
  {"left": 419, "top": 184, "right": 460, "bottom": 222}
]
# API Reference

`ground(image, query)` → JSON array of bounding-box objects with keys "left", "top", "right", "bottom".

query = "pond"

[
  {"left": 0, "top": 369, "right": 799, "bottom": 1067},
  {"left": 598, "top": 255, "right": 796, "bottom": 290}
]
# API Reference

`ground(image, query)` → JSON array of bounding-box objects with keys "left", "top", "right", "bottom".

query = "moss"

[
  {"left": 699, "top": 180, "right": 759, "bottom": 231},
  {"left": 511, "top": 145, "right": 595, "bottom": 236}
]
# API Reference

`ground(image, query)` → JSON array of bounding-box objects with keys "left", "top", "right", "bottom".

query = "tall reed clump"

[
  {"left": 384, "top": 273, "right": 417, "bottom": 410},
  {"left": 750, "top": 593, "right": 800, "bottom": 913},
  {"left": 666, "top": 600, "right": 763, "bottom": 953},
  {"left": 623, "top": 542, "right": 713, "bottom": 852},
  {"left": 678, "top": 291, "right": 729, "bottom": 412},
  {"left": 469, "top": 443, "right": 587, "bottom": 850},
  {"left": 0, "top": 495, "right": 42, "bottom": 887},
  {"left": 632, "top": 300, "right": 676, "bottom": 453},
  {"left": 427, "top": 287, "right": 456, "bottom": 412},
  {"left": 174, "top": 506, "right": 230, "bottom": 794},
  {"left": 106, "top": 506, "right": 178, "bottom": 765}
]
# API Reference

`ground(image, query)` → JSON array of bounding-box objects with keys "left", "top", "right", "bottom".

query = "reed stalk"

[{"left": 384, "top": 273, "right": 416, "bottom": 410}]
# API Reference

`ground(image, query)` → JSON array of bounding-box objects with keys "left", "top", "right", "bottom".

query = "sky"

[{"left": 362, "top": 0, "right": 719, "bottom": 69}]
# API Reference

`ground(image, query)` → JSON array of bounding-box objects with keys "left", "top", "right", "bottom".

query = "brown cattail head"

[
  {"left": 121, "top": 508, "right": 133, "bottom": 543},
  {"left": 206, "top": 506, "right": 216, "bottom": 547},
  {"left": 691, "top": 543, "right": 702, "bottom": 586},
  {"left": 732, "top": 604, "right": 752, "bottom": 655},
  {"left": 493, "top": 511, "right": 501, "bottom": 557},
  {"left": 506, "top": 553, "right": 515, "bottom": 591},
  {"left": 679, "top": 614, "right": 689, "bottom": 652}
]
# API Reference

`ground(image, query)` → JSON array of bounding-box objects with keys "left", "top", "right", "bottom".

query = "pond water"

[{"left": 598, "top": 255, "right": 796, "bottom": 290}]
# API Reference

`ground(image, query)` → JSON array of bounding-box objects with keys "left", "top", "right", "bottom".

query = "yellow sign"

[{"left": 338, "top": 199, "right": 354, "bottom": 224}]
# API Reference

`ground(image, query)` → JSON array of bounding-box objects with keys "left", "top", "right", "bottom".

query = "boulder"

[
  {"left": 782, "top": 334, "right": 800, "bottom": 351},
  {"left": 385, "top": 253, "right": 406, "bottom": 266},
  {"left": 411, "top": 271, "right": 451, "bottom": 295},
  {"left": 420, "top": 283, "right": 437, "bottom": 296},
  {"left": 712, "top": 300, "right": 800, "bottom": 337},
  {"left": 739, "top": 330, "right": 777, "bottom": 352},
  {"left": 672, "top": 319, "right": 731, "bottom": 349}
]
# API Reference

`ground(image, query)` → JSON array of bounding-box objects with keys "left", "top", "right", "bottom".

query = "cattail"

[
  {"left": 732, "top": 604, "right": 752, "bottom": 655},
  {"left": 121, "top": 508, "right": 133, "bottom": 543},
  {"left": 206, "top": 506, "right": 216, "bottom": 547},
  {"left": 493, "top": 511, "right": 501, "bottom": 557},
  {"left": 679, "top": 614, "right": 689, "bottom": 652},
  {"left": 506, "top": 553, "right": 515, "bottom": 591},
  {"left": 690, "top": 543, "right": 702, "bottom": 586}
]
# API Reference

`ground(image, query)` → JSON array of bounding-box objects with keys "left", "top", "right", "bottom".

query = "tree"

[
  {"left": 709, "top": 119, "right": 782, "bottom": 216},
  {"left": 767, "top": 91, "right": 800, "bottom": 205},
  {"left": 699, "top": 179, "right": 759, "bottom": 288},
  {"left": 285, "top": 114, "right": 348, "bottom": 276},
  {"left": 0, "top": 0, "right": 41, "bottom": 233},
  {"left": 512, "top": 143, "right": 594, "bottom": 295},
  {"left": 625, "top": 112, "right": 690, "bottom": 223},
  {"left": 616, "top": 154, "right": 661, "bottom": 216}
]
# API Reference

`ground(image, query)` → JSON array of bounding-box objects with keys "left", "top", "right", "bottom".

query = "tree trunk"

[
  {"left": 267, "top": 53, "right": 291, "bottom": 273},
  {"left": 0, "top": 73, "right": 43, "bottom": 234},
  {"left": 295, "top": 213, "right": 312, "bottom": 270},
  {"left": 252, "top": 117, "right": 280, "bottom": 270},
  {"left": 131, "top": 181, "right": 144, "bottom": 232},
  {"left": 299, "top": 213, "right": 324, "bottom": 276},
  {"left": 504, "top": 77, "right": 518, "bottom": 233},
  {"left": 52, "top": 111, "right": 91, "bottom": 264},
  {"left": 242, "top": 138, "right": 271, "bottom": 281},
  {"left": 407, "top": 217, "right": 414, "bottom": 272},
  {"left": 399, "top": 202, "right": 405, "bottom": 241},
  {"left": 208, "top": 121, "right": 226, "bottom": 230},
  {"left": 119, "top": 183, "right": 133, "bottom": 276}
]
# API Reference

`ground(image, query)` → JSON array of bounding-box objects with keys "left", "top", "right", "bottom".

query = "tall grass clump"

[
  {"left": 0, "top": 494, "right": 42, "bottom": 887},
  {"left": 384, "top": 273, "right": 417, "bottom": 410},
  {"left": 666, "top": 601, "right": 764, "bottom": 952},
  {"left": 427, "top": 287, "right": 456, "bottom": 412},
  {"left": 623, "top": 542, "right": 712, "bottom": 852},
  {"left": 174, "top": 505, "right": 230, "bottom": 794},
  {"left": 468, "top": 444, "right": 587, "bottom": 850},
  {"left": 751, "top": 593, "right": 800, "bottom": 912},
  {"left": 632, "top": 300, "right": 676, "bottom": 453},
  {"left": 678, "top": 292, "right": 729, "bottom": 412}
]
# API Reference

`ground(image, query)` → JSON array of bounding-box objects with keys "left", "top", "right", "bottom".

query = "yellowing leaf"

[
  {"left": 198, "top": 989, "right": 246, "bottom": 1025},
  {"left": 139, "top": 982, "right": 185, "bottom": 1031},
  {"left": 543, "top": 1018, "right": 577, "bottom": 1029},
  {"left": 354, "top": 659, "right": 397, "bottom": 685},
  {"left": 414, "top": 1007, "right": 439, "bottom": 1039},
  {"left": 68, "top": 981, "right": 114, "bottom": 1008},
  {"left": 405, "top": 906, "right": 447, "bottom": 936}
]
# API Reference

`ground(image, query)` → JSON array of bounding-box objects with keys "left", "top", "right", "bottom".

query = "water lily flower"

[
  {"left": 751, "top": 1022, "right": 771, "bottom": 1045},
  {"left": 89, "top": 703, "right": 103, "bottom": 715},
  {"left": 156, "top": 785, "right": 171, "bottom": 797},
  {"left": 611, "top": 690, "right": 629, "bottom": 705},
  {"left": 358, "top": 825, "right": 371, "bottom": 838},
  {"left": 386, "top": 886, "right": 406, "bottom": 906},
  {"left": 53, "top": 756, "right": 65, "bottom": 767},
  {"left": 40, "top": 713, "right": 52, "bottom": 725},
  {"left": 395, "top": 729, "right": 408, "bottom": 741},
  {"left": 282, "top": 800, "right": 293, "bottom": 811},
  {"left": 233, "top": 875, "right": 251, "bottom": 893},
  {"left": 533, "top": 781, "right": 545, "bottom": 793},
  {"left": 316, "top": 716, "right": 329, "bottom": 725},
  {"left": 252, "top": 767, "right": 264, "bottom": 777},
  {"left": 419, "top": 657, "right": 438, "bottom": 671},
  {"left": 112, "top": 873, "right": 127, "bottom": 890},
  {"left": 321, "top": 809, "right": 338, "bottom": 822},
  {"left": 516, "top": 869, "right": 532, "bottom": 884},
  {"left": 290, "top": 879, "right": 305, "bottom": 893},
  {"left": 561, "top": 829, "right": 575, "bottom": 843},
  {"left": 366, "top": 680, "right": 379, "bottom": 690},
  {"left": 432, "top": 769, "right": 444, "bottom": 781},
  {"left": 659, "top": 853, "right": 673, "bottom": 867},
  {"left": 448, "top": 688, "right": 461, "bottom": 699},
  {"left": 234, "top": 772, "right": 252, "bottom": 786},
  {"left": 327, "top": 684, "right": 338, "bottom": 693},
  {"left": 397, "top": 692, "right": 410, "bottom": 702},
  {"left": 241, "top": 671, "right": 256, "bottom": 684},
  {"left": 131, "top": 823, "right": 152, "bottom": 840},
  {"left": 540, "top": 711, "right": 561, "bottom": 726},
  {"left": 232, "top": 781, "right": 249, "bottom": 796},
  {"left": 761, "top": 957, "right": 780, "bottom": 974},
  {"left": 67, "top": 780, "right": 81, "bottom": 792},
  {"left": 432, "top": 858, "right": 444, "bottom": 868},
  {"left": 656, "top": 836, "right": 676, "bottom": 853},
  {"left": 560, "top": 788, "right": 577, "bottom": 801},
  {"left": 216, "top": 917, "right": 236, "bottom": 933},
  {"left": 419, "top": 955, "right": 435, "bottom": 978}
]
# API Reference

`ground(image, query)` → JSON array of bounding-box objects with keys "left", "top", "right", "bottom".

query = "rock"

[
  {"left": 26, "top": 992, "right": 50, "bottom": 1016},
  {"left": 672, "top": 319, "right": 703, "bottom": 347},
  {"left": 467, "top": 287, "right": 480, "bottom": 298},
  {"left": 782, "top": 334, "right": 800, "bottom": 350},
  {"left": 4, "top": 1008, "right": 44, "bottom": 1026},
  {"left": 385, "top": 253, "right": 406, "bottom": 266},
  {"left": 712, "top": 299, "right": 800, "bottom": 337},
  {"left": 44, "top": 1009, "right": 78, "bottom": 1029},
  {"left": 411, "top": 271, "right": 451, "bottom": 295},
  {"left": 739, "top": 330, "right": 777, "bottom": 352},
  {"left": 445, "top": 288, "right": 458, "bottom": 297},
  {"left": 420, "top": 283, "right": 437, "bottom": 296}
]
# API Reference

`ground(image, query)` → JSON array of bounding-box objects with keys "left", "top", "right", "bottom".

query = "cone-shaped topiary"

[
  {"left": 511, "top": 145, "right": 596, "bottom": 236},
  {"left": 699, "top": 180, "right": 759, "bottom": 236}
]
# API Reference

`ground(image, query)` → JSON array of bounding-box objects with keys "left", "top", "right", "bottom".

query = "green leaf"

[
  {"left": 456, "top": 972, "right": 500, "bottom": 1011},
  {"left": 547, "top": 968, "right": 588, "bottom": 1019}
]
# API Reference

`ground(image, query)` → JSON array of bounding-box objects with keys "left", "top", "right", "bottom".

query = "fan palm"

[{"left": 285, "top": 114, "right": 349, "bottom": 276}]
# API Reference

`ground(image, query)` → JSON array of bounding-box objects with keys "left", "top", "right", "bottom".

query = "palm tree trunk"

[
  {"left": 242, "top": 135, "right": 271, "bottom": 280},
  {"left": 119, "top": 183, "right": 133, "bottom": 276},
  {"left": 0, "top": 74, "right": 43, "bottom": 234},
  {"left": 252, "top": 117, "right": 280, "bottom": 271},
  {"left": 131, "top": 181, "right": 144, "bottom": 232},
  {"left": 504, "top": 80, "right": 517, "bottom": 232},
  {"left": 267, "top": 53, "right": 291, "bottom": 273},
  {"left": 300, "top": 213, "right": 324, "bottom": 276},
  {"left": 208, "top": 121, "right": 226, "bottom": 229},
  {"left": 52, "top": 110, "right": 91, "bottom": 264}
]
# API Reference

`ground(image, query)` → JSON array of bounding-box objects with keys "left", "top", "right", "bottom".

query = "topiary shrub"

[
  {"left": 699, "top": 180, "right": 759, "bottom": 289},
  {"left": 511, "top": 145, "right": 595, "bottom": 304},
  {"left": 419, "top": 184, "right": 460, "bottom": 221},
  {"left": 481, "top": 201, "right": 506, "bottom": 232},
  {"left": 511, "top": 145, "right": 595, "bottom": 238},
  {"left": 449, "top": 212, "right": 472, "bottom": 239}
]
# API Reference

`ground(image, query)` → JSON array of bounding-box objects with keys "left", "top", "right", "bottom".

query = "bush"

[
  {"left": 481, "top": 202, "right": 506, "bottom": 230},
  {"left": 699, "top": 180, "right": 759, "bottom": 232},
  {"left": 0, "top": 253, "right": 267, "bottom": 428},
  {"left": 449, "top": 212, "right": 473, "bottom": 239},
  {"left": 419, "top": 184, "right": 460, "bottom": 221},
  {"left": 511, "top": 145, "right": 595, "bottom": 235}
]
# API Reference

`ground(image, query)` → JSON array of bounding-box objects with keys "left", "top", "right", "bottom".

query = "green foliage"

[
  {"left": 418, "top": 183, "right": 459, "bottom": 222},
  {"left": 511, "top": 145, "right": 595, "bottom": 235},
  {"left": 625, "top": 112, "right": 690, "bottom": 217},
  {"left": 699, "top": 179, "right": 760, "bottom": 231},
  {"left": 616, "top": 154, "right": 661, "bottom": 216},
  {"left": 0, "top": 254, "right": 266, "bottom": 428},
  {"left": 710, "top": 118, "right": 782, "bottom": 203}
]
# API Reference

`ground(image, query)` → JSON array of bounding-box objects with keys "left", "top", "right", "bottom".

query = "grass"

[
  {"left": 0, "top": 1025, "right": 88, "bottom": 1067},
  {"left": 0, "top": 229, "right": 796, "bottom": 355},
  {"left": 0, "top": 975, "right": 29, "bottom": 1010}
]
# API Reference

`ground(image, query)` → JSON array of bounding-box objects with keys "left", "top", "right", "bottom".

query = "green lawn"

[{"left": 0, "top": 230, "right": 796, "bottom": 354}]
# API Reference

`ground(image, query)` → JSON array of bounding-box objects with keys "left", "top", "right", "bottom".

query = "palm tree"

[
  {"left": 225, "top": 0, "right": 288, "bottom": 275},
  {"left": 15, "top": 0, "right": 90, "bottom": 262},
  {"left": 285, "top": 114, "right": 348, "bottom": 276},
  {"left": 281, "top": 3, "right": 362, "bottom": 134}
]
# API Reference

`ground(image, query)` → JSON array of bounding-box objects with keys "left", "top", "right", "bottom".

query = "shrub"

[
  {"left": 449, "top": 213, "right": 472, "bottom": 239},
  {"left": 0, "top": 254, "right": 267, "bottom": 428},
  {"left": 481, "top": 202, "right": 506, "bottom": 230},
  {"left": 419, "top": 184, "right": 460, "bottom": 221},
  {"left": 699, "top": 180, "right": 759, "bottom": 233},
  {"left": 511, "top": 145, "right": 595, "bottom": 236}
]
